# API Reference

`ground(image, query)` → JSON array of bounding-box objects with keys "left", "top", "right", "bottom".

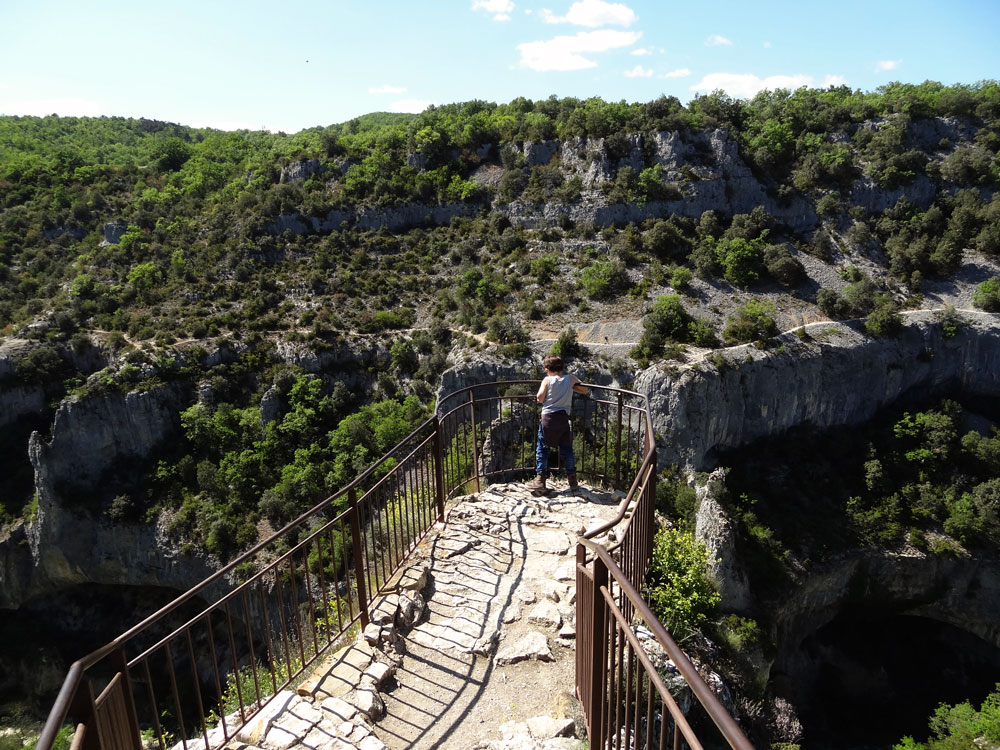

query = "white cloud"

[
  {"left": 875, "top": 59, "right": 901, "bottom": 72},
  {"left": 369, "top": 84, "right": 408, "bottom": 95},
  {"left": 624, "top": 65, "right": 653, "bottom": 78},
  {"left": 823, "top": 74, "right": 848, "bottom": 88},
  {"left": 473, "top": 0, "right": 514, "bottom": 20},
  {"left": 517, "top": 29, "right": 642, "bottom": 71},
  {"left": 662, "top": 68, "right": 691, "bottom": 79},
  {"left": 705, "top": 34, "right": 732, "bottom": 46},
  {"left": 541, "top": 0, "right": 638, "bottom": 27},
  {"left": 1, "top": 97, "right": 101, "bottom": 117},
  {"left": 689, "top": 72, "right": 812, "bottom": 98},
  {"left": 631, "top": 47, "right": 652, "bottom": 56},
  {"left": 0, "top": 82, "right": 8, "bottom": 89},
  {"left": 389, "top": 98, "right": 434, "bottom": 113}
]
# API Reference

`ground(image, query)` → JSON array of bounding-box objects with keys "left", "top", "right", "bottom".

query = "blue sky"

[{"left": 1, "top": 0, "right": 998, "bottom": 133}]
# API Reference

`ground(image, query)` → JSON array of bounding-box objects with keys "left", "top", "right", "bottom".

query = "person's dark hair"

[{"left": 543, "top": 355, "right": 564, "bottom": 372}]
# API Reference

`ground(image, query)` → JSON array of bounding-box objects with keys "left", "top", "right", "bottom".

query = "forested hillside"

[{"left": 2, "top": 81, "right": 1000, "bottom": 557}]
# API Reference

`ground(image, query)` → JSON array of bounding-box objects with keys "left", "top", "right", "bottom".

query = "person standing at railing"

[{"left": 529, "top": 355, "right": 588, "bottom": 494}]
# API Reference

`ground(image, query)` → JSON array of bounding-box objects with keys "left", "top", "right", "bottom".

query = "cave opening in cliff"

[{"left": 774, "top": 613, "right": 1000, "bottom": 750}]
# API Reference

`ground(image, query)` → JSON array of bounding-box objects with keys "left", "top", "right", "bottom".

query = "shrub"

[
  {"left": 631, "top": 294, "right": 692, "bottom": 365},
  {"left": 842, "top": 276, "right": 878, "bottom": 315},
  {"left": 644, "top": 218, "right": 691, "bottom": 261},
  {"left": 645, "top": 527, "right": 720, "bottom": 640},
  {"left": 723, "top": 299, "right": 779, "bottom": 344},
  {"left": 580, "top": 259, "right": 630, "bottom": 300},
  {"left": 973, "top": 276, "right": 1000, "bottom": 312},
  {"left": 14, "top": 344, "right": 68, "bottom": 383},
  {"left": 551, "top": 327, "right": 585, "bottom": 358},
  {"left": 530, "top": 254, "right": 559, "bottom": 284},
  {"left": 763, "top": 244, "right": 806, "bottom": 286},
  {"left": 717, "top": 236, "right": 766, "bottom": 287},
  {"left": 815, "top": 193, "right": 843, "bottom": 217},
  {"left": 669, "top": 266, "right": 693, "bottom": 291},
  {"left": 688, "top": 317, "right": 720, "bottom": 348},
  {"left": 864, "top": 297, "right": 903, "bottom": 338}
]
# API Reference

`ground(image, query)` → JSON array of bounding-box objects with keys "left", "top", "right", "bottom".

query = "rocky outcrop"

[
  {"left": 694, "top": 471, "right": 753, "bottom": 612},
  {"left": 0, "top": 382, "right": 219, "bottom": 611},
  {"left": 280, "top": 159, "right": 325, "bottom": 183},
  {"left": 271, "top": 201, "right": 482, "bottom": 236},
  {"left": 0, "top": 384, "right": 45, "bottom": 428},
  {"left": 101, "top": 221, "right": 128, "bottom": 245},
  {"left": 639, "top": 312, "right": 1000, "bottom": 471},
  {"left": 30, "top": 383, "right": 188, "bottom": 490}
]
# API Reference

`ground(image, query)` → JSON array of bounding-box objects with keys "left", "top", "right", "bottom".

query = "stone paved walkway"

[{"left": 217, "top": 479, "right": 623, "bottom": 750}]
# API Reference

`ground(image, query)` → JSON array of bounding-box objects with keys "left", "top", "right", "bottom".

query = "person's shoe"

[
  {"left": 567, "top": 474, "right": 578, "bottom": 489},
  {"left": 527, "top": 474, "right": 547, "bottom": 494}
]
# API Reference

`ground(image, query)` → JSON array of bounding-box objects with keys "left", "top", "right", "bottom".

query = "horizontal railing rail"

[{"left": 38, "top": 380, "right": 752, "bottom": 750}]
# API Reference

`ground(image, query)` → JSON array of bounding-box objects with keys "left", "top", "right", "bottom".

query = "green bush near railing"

[{"left": 645, "top": 527, "right": 721, "bottom": 642}]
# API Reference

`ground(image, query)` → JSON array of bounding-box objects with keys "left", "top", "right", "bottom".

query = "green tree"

[
  {"left": 894, "top": 684, "right": 1000, "bottom": 750},
  {"left": 716, "top": 236, "right": 766, "bottom": 287},
  {"left": 127, "top": 262, "right": 162, "bottom": 300},
  {"left": 580, "top": 259, "right": 630, "bottom": 300},
  {"left": 722, "top": 299, "right": 779, "bottom": 344},
  {"left": 972, "top": 276, "right": 1000, "bottom": 312},
  {"left": 645, "top": 527, "right": 720, "bottom": 640}
]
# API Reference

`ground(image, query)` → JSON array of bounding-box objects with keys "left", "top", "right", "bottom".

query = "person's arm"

[
  {"left": 570, "top": 375, "right": 589, "bottom": 395},
  {"left": 536, "top": 378, "right": 548, "bottom": 404}
]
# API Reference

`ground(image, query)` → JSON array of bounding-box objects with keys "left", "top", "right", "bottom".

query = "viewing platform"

[
  {"left": 38, "top": 382, "right": 752, "bottom": 750},
  {"left": 219, "top": 478, "right": 622, "bottom": 750}
]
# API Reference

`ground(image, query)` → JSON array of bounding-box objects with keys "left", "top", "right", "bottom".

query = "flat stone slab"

[
  {"left": 495, "top": 631, "right": 554, "bottom": 665},
  {"left": 527, "top": 600, "right": 562, "bottom": 629},
  {"left": 521, "top": 528, "right": 572, "bottom": 555},
  {"left": 312, "top": 642, "right": 375, "bottom": 700}
]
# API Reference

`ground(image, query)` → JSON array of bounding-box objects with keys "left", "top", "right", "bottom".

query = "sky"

[{"left": 1, "top": 0, "right": 998, "bottom": 134}]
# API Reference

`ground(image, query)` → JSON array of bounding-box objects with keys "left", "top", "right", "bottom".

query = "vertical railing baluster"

[
  {"left": 589, "top": 556, "right": 608, "bottom": 748},
  {"left": 349, "top": 487, "right": 370, "bottom": 628},
  {"left": 432, "top": 415, "right": 447, "bottom": 520}
]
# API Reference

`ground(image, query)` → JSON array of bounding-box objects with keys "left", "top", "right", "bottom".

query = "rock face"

[
  {"left": 256, "top": 115, "right": 980, "bottom": 237},
  {"left": 0, "top": 384, "right": 45, "bottom": 429},
  {"left": 639, "top": 312, "right": 1000, "bottom": 471},
  {"left": 101, "top": 221, "right": 128, "bottom": 245},
  {"left": 0, "top": 382, "right": 221, "bottom": 611}
]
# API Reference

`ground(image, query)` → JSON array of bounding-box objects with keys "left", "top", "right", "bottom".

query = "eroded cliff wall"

[
  {"left": 0, "top": 383, "right": 221, "bottom": 611},
  {"left": 639, "top": 311, "right": 1000, "bottom": 471}
]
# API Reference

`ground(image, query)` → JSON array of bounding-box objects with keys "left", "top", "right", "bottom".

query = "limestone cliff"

[
  {"left": 0, "top": 382, "right": 222, "bottom": 611},
  {"left": 639, "top": 311, "right": 1000, "bottom": 471},
  {"left": 264, "top": 119, "right": 972, "bottom": 238}
]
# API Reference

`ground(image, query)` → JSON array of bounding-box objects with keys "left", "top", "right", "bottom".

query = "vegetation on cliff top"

[{"left": 2, "top": 81, "right": 1000, "bottom": 549}]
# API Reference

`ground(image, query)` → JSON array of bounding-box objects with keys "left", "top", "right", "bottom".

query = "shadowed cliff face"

[
  {"left": 784, "top": 613, "right": 1000, "bottom": 749},
  {"left": 640, "top": 312, "right": 1000, "bottom": 472}
]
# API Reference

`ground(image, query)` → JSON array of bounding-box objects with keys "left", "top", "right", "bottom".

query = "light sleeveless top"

[{"left": 542, "top": 374, "right": 574, "bottom": 414}]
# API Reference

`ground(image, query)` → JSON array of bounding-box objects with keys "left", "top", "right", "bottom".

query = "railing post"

[
  {"left": 348, "top": 487, "right": 370, "bottom": 628},
  {"left": 432, "top": 415, "right": 446, "bottom": 521},
  {"left": 614, "top": 392, "right": 623, "bottom": 486},
  {"left": 108, "top": 647, "right": 142, "bottom": 750},
  {"left": 469, "top": 392, "right": 481, "bottom": 493},
  {"left": 68, "top": 680, "right": 99, "bottom": 750},
  {"left": 589, "top": 554, "right": 609, "bottom": 749}
]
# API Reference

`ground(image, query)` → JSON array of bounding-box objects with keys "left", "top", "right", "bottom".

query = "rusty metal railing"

[
  {"left": 577, "top": 542, "right": 755, "bottom": 750},
  {"left": 38, "top": 380, "right": 751, "bottom": 750},
  {"left": 38, "top": 416, "right": 447, "bottom": 750}
]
